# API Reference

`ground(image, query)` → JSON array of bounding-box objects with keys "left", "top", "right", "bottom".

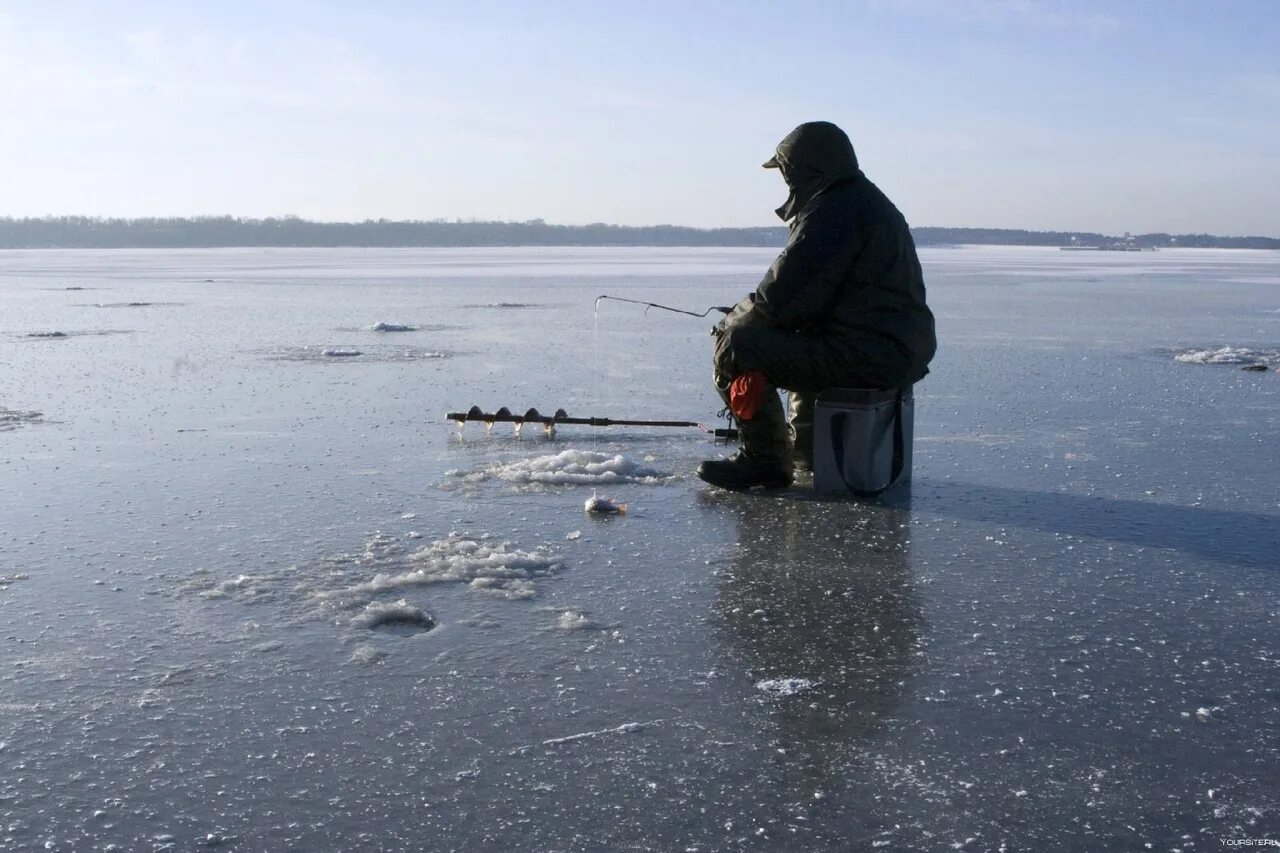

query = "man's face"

[{"left": 776, "top": 161, "right": 794, "bottom": 187}]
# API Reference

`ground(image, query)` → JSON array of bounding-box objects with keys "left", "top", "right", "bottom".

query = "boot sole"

[{"left": 696, "top": 474, "right": 793, "bottom": 491}]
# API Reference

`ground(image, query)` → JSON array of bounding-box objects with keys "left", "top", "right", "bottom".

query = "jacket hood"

[{"left": 764, "top": 121, "right": 861, "bottom": 221}]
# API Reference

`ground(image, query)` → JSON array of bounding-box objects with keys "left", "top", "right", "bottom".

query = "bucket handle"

[{"left": 831, "top": 389, "right": 905, "bottom": 497}]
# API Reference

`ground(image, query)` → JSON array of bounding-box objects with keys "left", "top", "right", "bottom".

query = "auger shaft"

[{"left": 446, "top": 406, "right": 737, "bottom": 438}]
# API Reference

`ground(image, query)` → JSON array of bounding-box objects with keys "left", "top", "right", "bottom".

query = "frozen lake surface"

[{"left": 2, "top": 246, "right": 1278, "bottom": 851}]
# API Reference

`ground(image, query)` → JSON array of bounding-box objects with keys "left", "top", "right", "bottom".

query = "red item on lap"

[{"left": 729, "top": 370, "right": 768, "bottom": 420}]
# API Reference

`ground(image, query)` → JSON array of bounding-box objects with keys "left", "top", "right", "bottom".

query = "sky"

[{"left": 1, "top": 0, "right": 1278, "bottom": 235}]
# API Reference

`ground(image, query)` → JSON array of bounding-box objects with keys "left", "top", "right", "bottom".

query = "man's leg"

[
  {"left": 699, "top": 371, "right": 793, "bottom": 490},
  {"left": 714, "top": 376, "right": 791, "bottom": 464},
  {"left": 701, "top": 322, "right": 892, "bottom": 488},
  {"left": 700, "top": 307, "right": 795, "bottom": 489},
  {"left": 787, "top": 390, "right": 816, "bottom": 472},
  {"left": 722, "top": 320, "right": 833, "bottom": 476}
]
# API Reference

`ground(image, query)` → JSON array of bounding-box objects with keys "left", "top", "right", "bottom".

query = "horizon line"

[{"left": 2, "top": 214, "right": 1277, "bottom": 241}]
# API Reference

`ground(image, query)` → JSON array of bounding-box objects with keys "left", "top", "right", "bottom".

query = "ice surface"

[
  {"left": 259, "top": 344, "right": 451, "bottom": 363},
  {"left": 3, "top": 246, "right": 1279, "bottom": 851},
  {"left": 88, "top": 300, "right": 182, "bottom": 308},
  {"left": 452, "top": 449, "right": 668, "bottom": 486}
]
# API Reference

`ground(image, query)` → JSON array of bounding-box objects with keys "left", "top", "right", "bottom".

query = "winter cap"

[{"left": 763, "top": 121, "right": 859, "bottom": 173}]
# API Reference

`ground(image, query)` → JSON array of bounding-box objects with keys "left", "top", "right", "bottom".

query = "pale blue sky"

[{"left": 2, "top": 1, "right": 1277, "bottom": 234}]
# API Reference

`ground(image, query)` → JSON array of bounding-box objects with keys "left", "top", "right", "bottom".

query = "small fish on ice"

[{"left": 585, "top": 494, "right": 626, "bottom": 515}]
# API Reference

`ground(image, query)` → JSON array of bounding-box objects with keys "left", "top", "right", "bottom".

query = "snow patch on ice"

[
  {"left": 199, "top": 573, "right": 271, "bottom": 601},
  {"left": 364, "top": 321, "right": 417, "bottom": 332},
  {"left": 176, "top": 532, "right": 559, "bottom": 658},
  {"left": 1174, "top": 346, "right": 1279, "bottom": 366},
  {"left": 311, "top": 533, "right": 562, "bottom": 609},
  {"left": 555, "top": 610, "right": 596, "bottom": 631},
  {"left": 755, "top": 678, "right": 816, "bottom": 697},
  {"left": 349, "top": 644, "right": 388, "bottom": 665},
  {"left": 451, "top": 449, "right": 668, "bottom": 486}
]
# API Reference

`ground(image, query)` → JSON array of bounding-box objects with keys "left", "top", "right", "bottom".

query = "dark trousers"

[{"left": 713, "top": 299, "right": 895, "bottom": 467}]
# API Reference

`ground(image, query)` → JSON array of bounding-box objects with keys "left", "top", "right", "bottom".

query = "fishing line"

[{"left": 591, "top": 294, "right": 602, "bottom": 475}]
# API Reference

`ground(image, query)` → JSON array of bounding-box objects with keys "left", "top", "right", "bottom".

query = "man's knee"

[
  {"left": 724, "top": 325, "right": 765, "bottom": 369},
  {"left": 715, "top": 324, "right": 762, "bottom": 380}
]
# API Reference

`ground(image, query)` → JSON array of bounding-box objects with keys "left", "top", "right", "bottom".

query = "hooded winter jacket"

[{"left": 751, "top": 122, "right": 936, "bottom": 388}]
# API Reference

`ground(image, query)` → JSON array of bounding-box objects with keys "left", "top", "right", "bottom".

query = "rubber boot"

[
  {"left": 698, "top": 387, "right": 794, "bottom": 490},
  {"left": 788, "top": 390, "right": 816, "bottom": 472}
]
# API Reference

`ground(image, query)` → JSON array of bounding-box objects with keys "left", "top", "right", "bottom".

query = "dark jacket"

[{"left": 751, "top": 123, "right": 936, "bottom": 388}]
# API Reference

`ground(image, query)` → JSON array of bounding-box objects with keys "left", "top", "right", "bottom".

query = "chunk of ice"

[
  {"left": 350, "top": 598, "right": 436, "bottom": 632},
  {"left": 755, "top": 678, "right": 816, "bottom": 697},
  {"left": 1174, "top": 346, "right": 1278, "bottom": 366},
  {"left": 365, "top": 321, "right": 417, "bottom": 332},
  {"left": 312, "top": 534, "right": 560, "bottom": 607},
  {"left": 556, "top": 610, "right": 595, "bottom": 631}
]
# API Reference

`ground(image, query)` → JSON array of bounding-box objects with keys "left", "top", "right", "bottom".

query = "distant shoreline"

[{"left": 1, "top": 217, "right": 1276, "bottom": 250}]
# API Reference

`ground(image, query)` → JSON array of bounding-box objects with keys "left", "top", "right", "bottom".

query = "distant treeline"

[
  {"left": 916, "top": 227, "right": 1280, "bottom": 250},
  {"left": 0, "top": 216, "right": 1276, "bottom": 250}
]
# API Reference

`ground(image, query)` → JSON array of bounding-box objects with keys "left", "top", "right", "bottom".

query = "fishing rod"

[{"left": 595, "top": 295, "right": 732, "bottom": 318}]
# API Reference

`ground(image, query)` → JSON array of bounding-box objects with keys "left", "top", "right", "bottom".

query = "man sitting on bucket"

[{"left": 699, "top": 121, "right": 937, "bottom": 490}]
